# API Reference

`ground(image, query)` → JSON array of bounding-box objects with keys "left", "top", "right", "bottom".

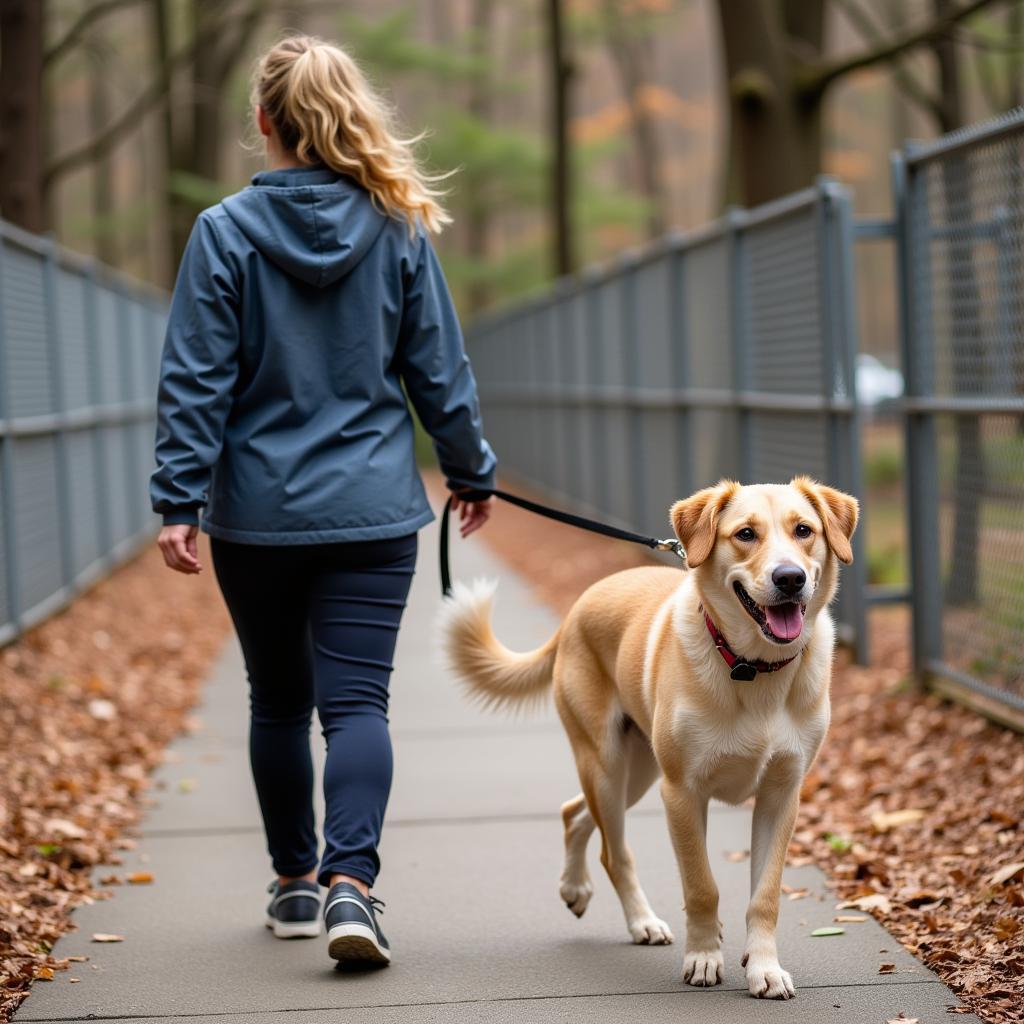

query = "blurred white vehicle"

[{"left": 856, "top": 354, "right": 904, "bottom": 407}]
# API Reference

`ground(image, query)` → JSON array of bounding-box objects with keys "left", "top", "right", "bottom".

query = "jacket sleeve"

[
  {"left": 149, "top": 211, "right": 240, "bottom": 527},
  {"left": 396, "top": 230, "right": 497, "bottom": 494}
]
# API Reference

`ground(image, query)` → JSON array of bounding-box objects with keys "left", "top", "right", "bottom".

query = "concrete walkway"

[{"left": 17, "top": 502, "right": 977, "bottom": 1023}]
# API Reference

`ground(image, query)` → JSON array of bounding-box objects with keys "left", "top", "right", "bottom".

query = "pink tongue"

[{"left": 764, "top": 603, "right": 805, "bottom": 641}]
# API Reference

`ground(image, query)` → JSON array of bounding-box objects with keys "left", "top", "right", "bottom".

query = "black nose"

[{"left": 772, "top": 564, "right": 806, "bottom": 597}]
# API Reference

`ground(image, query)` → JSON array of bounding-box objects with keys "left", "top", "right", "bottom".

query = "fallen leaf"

[
  {"left": 886, "top": 1016, "right": 918, "bottom": 1023},
  {"left": 786, "top": 889, "right": 808, "bottom": 901},
  {"left": 90, "top": 933, "right": 124, "bottom": 943},
  {"left": 66, "top": 956, "right": 88, "bottom": 963},
  {"left": 68, "top": 978, "right": 80, "bottom": 984},
  {"left": 43, "top": 817, "right": 86, "bottom": 840},
  {"left": 87, "top": 699, "right": 117, "bottom": 721},
  {"left": 177, "top": 778, "right": 198, "bottom": 793},
  {"left": 901, "top": 890, "right": 943, "bottom": 908},
  {"left": 811, "top": 927, "right": 845, "bottom": 937},
  {"left": 834, "top": 915, "right": 868, "bottom": 923},
  {"left": 871, "top": 809, "right": 925, "bottom": 832},
  {"left": 126, "top": 872, "right": 154, "bottom": 885},
  {"left": 35, "top": 968, "right": 54, "bottom": 981},
  {"left": 879, "top": 963, "right": 897, "bottom": 974},
  {"left": 989, "top": 861, "right": 1024, "bottom": 886},
  {"left": 837, "top": 893, "right": 892, "bottom": 915}
]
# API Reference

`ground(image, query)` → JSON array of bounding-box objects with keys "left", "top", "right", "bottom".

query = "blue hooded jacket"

[{"left": 149, "top": 164, "right": 497, "bottom": 544}]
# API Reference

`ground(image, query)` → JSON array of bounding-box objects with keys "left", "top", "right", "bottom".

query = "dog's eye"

[
  {"left": 795, "top": 523, "right": 813, "bottom": 539},
  {"left": 735, "top": 527, "right": 757, "bottom": 542}
]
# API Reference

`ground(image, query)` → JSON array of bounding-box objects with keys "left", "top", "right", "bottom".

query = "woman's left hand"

[
  {"left": 449, "top": 494, "right": 493, "bottom": 538},
  {"left": 158, "top": 524, "right": 203, "bottom": 574}
]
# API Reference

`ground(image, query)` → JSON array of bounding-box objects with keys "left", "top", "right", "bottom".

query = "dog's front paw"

[
  {"left": 745, "top": 957, "right": 795, "bottom": 999},
  {"left": 559, "top": 879, "right": 593, "bottom": 918},
  {"left": 628, "top": 915, "right": 673, "bottom": 945},
  {"left": 682, "top": 949, "right": 723, "bottom": 986}
]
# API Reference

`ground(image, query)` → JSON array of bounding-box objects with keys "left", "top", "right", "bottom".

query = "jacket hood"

[{"left": 220, "top": 165, "right": 388, "bottom": 288}]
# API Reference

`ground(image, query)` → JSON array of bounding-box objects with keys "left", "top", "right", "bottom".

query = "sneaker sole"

[
  {"left": 327, "top": 922, "right": 391, "bottom": 964},
  {"left": 265, "top": 915, "right": 321, "bottom": 939}
]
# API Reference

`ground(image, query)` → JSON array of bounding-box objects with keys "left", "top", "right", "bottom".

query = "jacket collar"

[{"left": 250, "top": 163, "right": 342, "bottom": 188}]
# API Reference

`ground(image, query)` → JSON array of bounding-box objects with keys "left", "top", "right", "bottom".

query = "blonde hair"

[{"left": 250, "top": 34, "right": 451, "bottom": 235}]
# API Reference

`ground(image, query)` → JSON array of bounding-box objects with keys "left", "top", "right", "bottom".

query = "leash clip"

[{"left": 655, "top": 538, "right": 687, "bottom": 563}]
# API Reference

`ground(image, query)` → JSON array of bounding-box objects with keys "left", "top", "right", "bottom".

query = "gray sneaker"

[
  {"left": 324, "top": 882, "right": 390, "bottom": 964},
  {"left": 265, "top": 879, "right": 322, "bottom": 939}
]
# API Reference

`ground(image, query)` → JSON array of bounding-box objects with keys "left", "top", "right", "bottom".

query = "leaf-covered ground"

[
  {"left": 0, "top": 535, "right": 232, "bottom": 1021},
  {"left": 455, "top": 474, "right": 1024, "bottom": 1024}
]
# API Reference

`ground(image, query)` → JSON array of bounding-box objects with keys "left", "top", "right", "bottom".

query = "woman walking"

[{"left": 149, "top": 34, "right": 496, "bottom": 966}]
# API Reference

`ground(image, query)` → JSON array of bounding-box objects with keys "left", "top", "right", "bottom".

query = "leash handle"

[{"left": 440, "top": 486, "right": 685, "bottom": 598}]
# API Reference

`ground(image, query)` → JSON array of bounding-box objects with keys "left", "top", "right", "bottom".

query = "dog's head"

[{"left": 668, "top": 478, "right": 858, "bottom": 657}]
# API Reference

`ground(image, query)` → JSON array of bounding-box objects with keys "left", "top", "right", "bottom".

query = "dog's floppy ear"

[
  {"left": 792, "top": 477, "right": 859, "bottom": 565},
  {"left": 669, "top": 480, "right": 739, "bottom": 568}
]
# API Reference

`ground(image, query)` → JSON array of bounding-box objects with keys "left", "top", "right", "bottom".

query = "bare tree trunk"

[
  {"left": 715, "top": 0, "right": 824, "bottom": 208},
  {"left": 547, "top": 0, "right": 573, "bottom": 276},
  {"left": 1010, "top": 1, "right": 1024, "bottom": 106},
  {"left": 0, "top": 0, "right": 47, "bottom": 232},
  {"left": 148, "top": 0, "right": 191, "bottom": 278},
  {"left": 602, "top": 0, "right": 668, "bottom": 238},
  {"left": 190, "top": 0, "right": 222, "bottom": 186},
  {"left": 932, "top": 0, "right": 984, "bottom": 607},
  {"left": 464, "top": 0, "right": 495, "bottom": 313},
  {"left": 87, "top": 41, "right": 118, "bottom": 266}
]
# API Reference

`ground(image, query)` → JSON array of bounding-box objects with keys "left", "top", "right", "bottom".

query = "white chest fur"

[{"left": 648, "top": 584, "right": 830, "bottom": 804}]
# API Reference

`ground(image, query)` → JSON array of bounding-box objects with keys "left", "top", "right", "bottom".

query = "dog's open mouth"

[{"left": 733, "top": 582, "right": 806, "bottom": 644}]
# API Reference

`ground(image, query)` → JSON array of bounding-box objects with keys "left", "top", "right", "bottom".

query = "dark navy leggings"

[{"left": 209, "top": 532, "right": 418, "bottom": 889}]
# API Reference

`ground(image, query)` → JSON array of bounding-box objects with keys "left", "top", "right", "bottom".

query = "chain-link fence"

[
  {"left": 468, "top": 179, "right": 869, "bottom": 661},
  {"left": 0, "top": 219, "right": 167, "bottom": 646},
  {"left": 895, "top": 109, "right": 1024, "bottom": 720}
]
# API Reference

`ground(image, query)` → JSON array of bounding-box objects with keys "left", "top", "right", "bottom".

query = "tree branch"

[
  {"left": 45, "top": 27, "right": 203, "bottom": 185},
  {"left": 802, "top": 0, "right": 1006, "bottom": 96},
  {"left": 45, "top": 0, "right": 146, "bottom": 67},
  {"left": 832, "top": 0, "right": 944, "bottom": 120},
  {"left": 213, "top": 0, "right": 271, "bottom": 86}
]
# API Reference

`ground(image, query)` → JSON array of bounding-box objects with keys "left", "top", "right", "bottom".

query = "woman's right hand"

[
  {"left": 449, "top": 493, "right": 492, "bottom": 538},
  {"left": 158, "top": 524, "right": 203, "bottom": 574}
]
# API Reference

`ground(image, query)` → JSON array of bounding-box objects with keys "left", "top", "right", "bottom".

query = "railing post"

[
  {"left": 584, "top": 279, "right": 610, "bottom": 517},
  {"left": 819, "top": 178, "right": 870, "bottom": 664},
  {"left": 0, "top": 231, "right": 22, "bottom": 639},
  {"left": 893, "top": 149, "right": 943, "bottom": 685},
  {"left": 668, "top": 237, "right": 694, "bottom": 500},
  {"left": 41, "top": 237, "right": 76, "bottom": 597},
  {"left": 621, "top": 258, "right": 646, "bottom": 527},
  {"left": 728, "top": 208, "right": 753, "bottom": 483},
  {"left": 85, "top": 266, "right": 113, "bottom": 568},
  {"left": 116, "top": 294, "right": 143, "bottom": 537}
]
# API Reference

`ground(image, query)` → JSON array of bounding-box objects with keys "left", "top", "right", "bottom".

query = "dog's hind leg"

[
  {"left": 559, "top": 792, "right": 595, "bottom": 917},
  {"left": 574, "top": 728, "right": 673, "bottom": 945}
]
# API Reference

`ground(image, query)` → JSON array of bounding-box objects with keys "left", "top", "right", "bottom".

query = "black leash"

[{"left": 439, "top": 487, "right": 686, "bottom": 597}]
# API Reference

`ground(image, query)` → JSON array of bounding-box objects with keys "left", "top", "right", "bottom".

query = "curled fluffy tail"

[{"left": 438, "top": 579, "right": 560, "bottom": 712}]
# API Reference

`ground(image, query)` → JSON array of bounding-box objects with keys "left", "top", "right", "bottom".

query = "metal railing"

[
  {"left": 468, "top": 179, "right": 869, "bottom": 662},
  {"left": 0, "top": 218, "right": 168, "bottom": 646},
  {"left": 894, "top": 109, "right": 1024, "bottom": 721}
]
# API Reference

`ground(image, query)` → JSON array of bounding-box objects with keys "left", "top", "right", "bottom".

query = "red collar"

[{"left": 701, "top": 606, "right": 799, "bottom": 681}]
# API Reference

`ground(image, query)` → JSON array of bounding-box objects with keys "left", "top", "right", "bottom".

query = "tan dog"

[{"left": 439, "top": 477, "right": 858, "bottom": 999}]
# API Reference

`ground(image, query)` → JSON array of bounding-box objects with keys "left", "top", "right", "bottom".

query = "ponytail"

[{"left": 251, "top": 34, "right": 452, "bottom": 235}]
